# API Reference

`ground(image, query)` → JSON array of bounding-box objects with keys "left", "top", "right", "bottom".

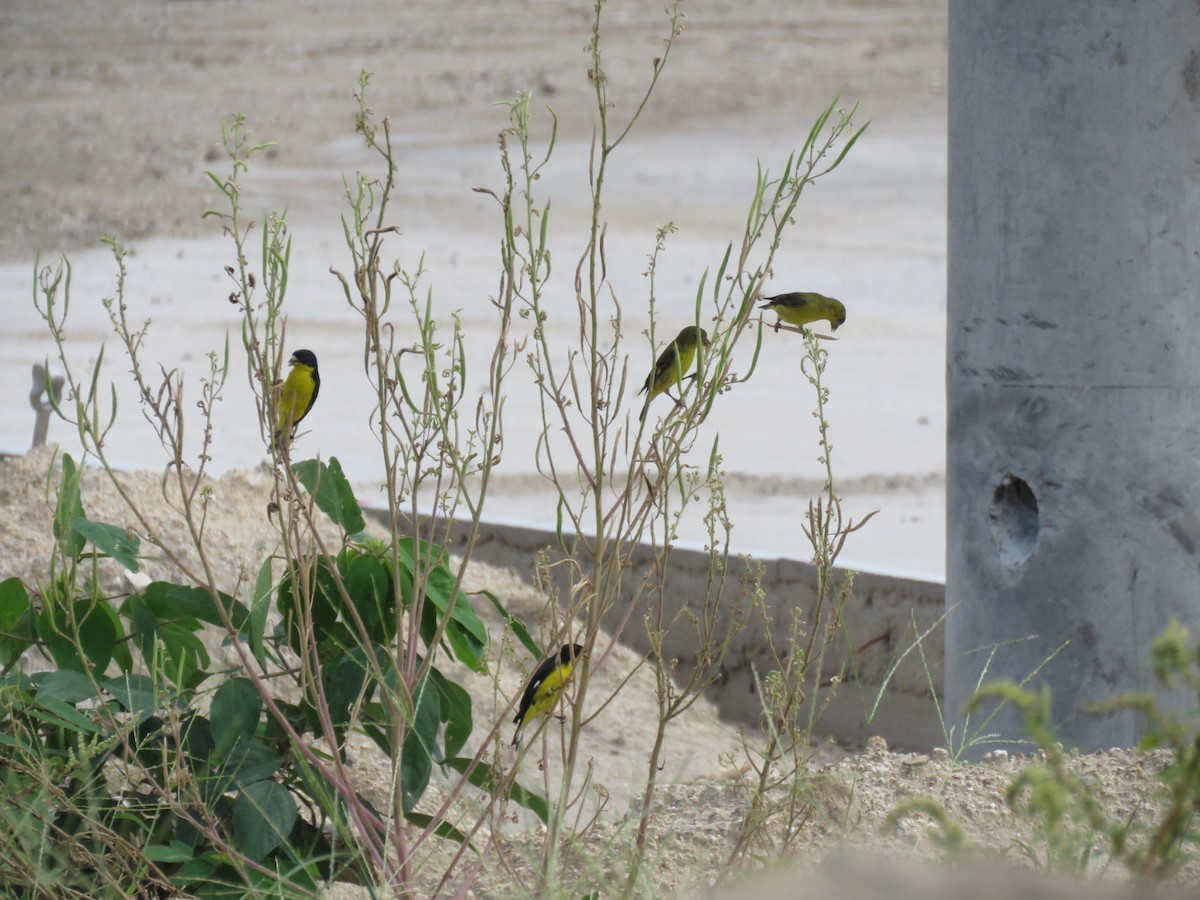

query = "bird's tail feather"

[{"left": 638, "top": 394, "right": 651, "bottom": 423}]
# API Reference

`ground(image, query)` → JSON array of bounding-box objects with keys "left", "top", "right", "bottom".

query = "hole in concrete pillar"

[{"left": 990, "top": 474, "right": 1039, "bottom": 566}]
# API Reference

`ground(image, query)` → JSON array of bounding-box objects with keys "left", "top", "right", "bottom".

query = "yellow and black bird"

[
  {"left": 511, "top": 643, "right": 586, "bottom": 749},
  {"left": 638, "top": 325, "right": 710, "bottom": 422},
  {"left": 759, "top": 291, "right": 847, "bottom": 333},
  {"left": 274, "top": 349, "right": 320, "bottom": 448}
]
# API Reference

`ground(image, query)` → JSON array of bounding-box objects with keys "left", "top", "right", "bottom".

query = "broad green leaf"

[
  {"left": 147, "top": 583, "right": 248, "bottom": 631},
  {"left": 233, "top": 780, "right": 296, "bottom": 862},
  {"left": 171, "top": 855, "right": 215, "bottom": 885},
  {"left": 211, "top": 678, "right": 262, "bottom": 759},
  {"left": 124, "top": 594, "right": 161, "bottom": 663},
  {"left": 401, "top": 671, "right": 441, "bottom": 813},
  {"left": 103, "top": 673, "right": 158, "bottom": 720},
  {"left": 28, "top": 695, "right": 101, "bottom": 734},
  {"left": 396, "top": 538, "right": 487, "bottom": 672},
  {"left": 442, "top": 756, "right": 549, "bottom": 824},
  {"left": 145, "top": 841, "right": 194, "bottom": 863},
  {"left": 181, "top": 714, "right": 215, "bottom": 768},
  {"left": 71, "top": 517, "right": 140, "bottom": 572},
  {"left": 158, "top": 622, "right": 210, "bottom": 689},
  {"left": 291, "top": 456, "right": 366, "bottom": 535},
  {"left": 44, "top": 599, "right": 116, "bottom": 674},
  {"left": 0, "top": 732, "right": 33, "bottom": 751},
  {"left": 187, "top": 864, "right": 253, "bottom": 899},
  {"left": 277, "top": 558, "right": 344, "bottom": 657},
  {"left": 35, "top": 669, "right": 97, "bottom": 703},
  {"left": 225, "top": 740, "right": 283, "bottom": 789},
  {"left": 0, "top": 577, "right": 34, "bottom": 668},
  {"left": 343, "top": 551, "right": 393, "bottom": 642},
  {"left": 430, "top": 666, "right": 472, "bottom": 760},
  {"left": 326, "top": 644, "right": 389, "bottom": 741}
]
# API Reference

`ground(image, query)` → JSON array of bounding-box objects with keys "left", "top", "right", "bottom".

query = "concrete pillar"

[{"left": 947, "top": 2, "right": 1200, "bottom": 752}]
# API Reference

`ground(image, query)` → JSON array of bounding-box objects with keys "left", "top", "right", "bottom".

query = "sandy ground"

[{"left": 0, "top": 0, "right": 947, "bottom": 580}]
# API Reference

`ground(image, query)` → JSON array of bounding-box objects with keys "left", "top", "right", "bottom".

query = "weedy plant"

[
  {"left": 476, "top": 2, "right": 870, "bottom": 893},
  {"left": 0, "top": 1, "right": 871, "bottom": 896},
  {"left": 722, "top": 327, "right": 875, "bottom": 867},
  {"left": 885, "top": 621, "right": 1200, "bottom": 885}
]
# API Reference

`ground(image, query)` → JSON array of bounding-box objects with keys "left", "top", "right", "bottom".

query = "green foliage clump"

[
  {"left": 0, "top": 452, "right": 534, "bottom": 896},
  {"left": 887, "top": 621, "right": 1200, "bottom": 884}
]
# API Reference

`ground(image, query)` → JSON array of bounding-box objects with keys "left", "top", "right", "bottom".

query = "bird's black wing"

[
  {"left": 303, "top": 368, "right": 321, "bottom": 419},
  {"left": 513, "top": 654, "right": 559, "bottom": 725}
]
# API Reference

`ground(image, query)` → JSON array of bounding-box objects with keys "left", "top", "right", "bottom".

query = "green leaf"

[
  {"left": 171, "top": 855, "right": 215, "bottom": 885},
  {"left": 277, "top": 558, "right": 345, "bottom": 657},
  {"left": 102, "top": 599, "right": 132, "bottom": 672},
  {"left": 0, "top": 577, "right": 34, "bottom": 668},
  {"left": 103, "top": 673, "right": 158, "bottom": 721},
  {"left": 291, "top": 754, "right": 349, "bottom": 830},
  {"left": 397, "top": 538, "right": 487, "bottom": 672},
  {"left": 430, "top": 666, "right": 472, "bottom": 760},
  {"left": 343, "top": 551, "right": 393, "bottom": 643},
  {"left": 125, "top": 593, "right": 161, "bottom": 663},
  {"left": 181, "top": 714, "right": 215, "bottom": 768},
  {"left": 401, "top": 671, "right": 441, "bottom": 813},
  {"left": 245, "top": 557, "right": 273, "bottom": 669},
  {"left": 28, "top": 695, "right": 101, "bottom": 734},
  {"left": 158, "top": 623, "right": 211, "bottom": 689},
  {"left": 224, "top": 739, "right": 283, "bottom": 788},
  {"left": 404, "top": 811, "right": 472, "bottom": 846},
  {"left": 35, "top": 669, "right": 97, "bottom": 703},
  {"left": 211, "top": 678, "right": 262, "bottom": 759},
  {"left": 291, "top": 456, "right": 366, "bottom": 535},
  {"left": 145, "top": 841, "right": 194, "bottom": 863},
  {"left": 71, "top": 517, "right": 140, "bottom": 572},
  {"left": 43, "top": 599, "right": 116, "bottom": 674},
  {"left": 149, "top": 584, "right": 248, "bottom": 631},
  {"left": 326, "top": 644, "right": 389, "bottom": 742},
  {"left": 828, "top": 117, "right": 869, "bottom": 172},
  {"left": 187, "top": 868, "right": 245, "bottom": 899},
  {"left": 483, "top": 589, "right": 540, "bottom": 660},
  {"left": 442, "top": 756, "right": 549, "bottom": 825},
  {"left": 234, "top": 780, "right": 296, "bottom": 862},
  {"left": 53, "top": 453, "right": 86, "bottom": 562}
]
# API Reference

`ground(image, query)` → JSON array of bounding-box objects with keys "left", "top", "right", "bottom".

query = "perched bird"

[
  {"left": 760, "top": 292, "right": 846, "bottom": 333},
  {"left": 512, "top": 643, "right": 586, "bottom": 749},
  {"left": 274, "top": 349, "right": 320, "bottom": 448},
  {"left": 638, "top": 325, "right": 710, "bottom": 422}
]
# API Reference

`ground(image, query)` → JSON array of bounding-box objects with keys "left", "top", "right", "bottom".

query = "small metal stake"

[{"left": 30, "top": 362, "right": 65, "bottom": 448}]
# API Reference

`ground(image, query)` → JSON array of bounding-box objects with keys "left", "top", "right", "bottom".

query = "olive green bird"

[
  {"left": 512, "top": 643, "right": 587, "bottom": 749},
  {"left": 760, "top": 292, "right": 846, "bottom": 333},
  {"left": 273, "top": 349, "right": 320, "bottom": 448},
  {"left": 638, "top": 325, "right": 710, "bottom": 422}
]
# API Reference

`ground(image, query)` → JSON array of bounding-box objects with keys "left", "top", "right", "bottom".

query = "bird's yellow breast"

[{"left": 278, "top": 364, "right": 316, "bottom": 430}]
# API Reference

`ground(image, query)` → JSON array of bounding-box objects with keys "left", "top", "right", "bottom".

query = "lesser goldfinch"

[
  {"left": 760, "top": 292, "right": 846, "bottom": 333},
  {"left": 274, "top": 349, "right": 320, "bottom": 447},
  {"left": 638, "top": 325, "right": 710, "bottom": 422},
  {"left": 511, "top": 643, "right": 586, "bottom": 749}
]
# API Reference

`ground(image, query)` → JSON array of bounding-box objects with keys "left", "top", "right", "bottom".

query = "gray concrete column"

[{"left": 947, "top": 1, "right": 1200, "bottom": 753}]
